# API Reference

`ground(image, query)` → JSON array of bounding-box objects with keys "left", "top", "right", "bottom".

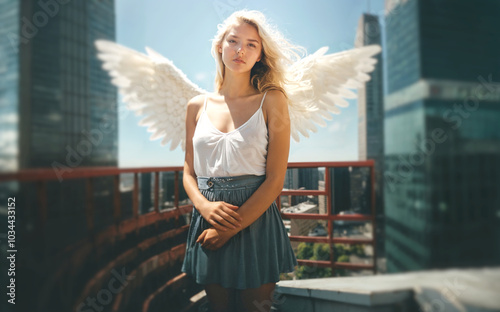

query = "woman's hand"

[
  {"left": 197, "top": 201, "right": 243, "bottom": 232},
  {"left": 196, "top": 227, "right": 236, "bottom": 250}
]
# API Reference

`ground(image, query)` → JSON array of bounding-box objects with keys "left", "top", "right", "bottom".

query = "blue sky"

[{"left": 116, "top": 0, "right": 385, "bottom": 167}]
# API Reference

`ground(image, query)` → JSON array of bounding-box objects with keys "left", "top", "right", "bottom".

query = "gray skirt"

[{"left": 181, "top": 174, "right": 298, "bottom": 290}]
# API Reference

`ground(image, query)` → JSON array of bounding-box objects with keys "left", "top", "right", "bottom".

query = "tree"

[
  {"left": 296, "top": 243, "right": 332, "bottom": 279},
  {"left": 295, "top": 242, "right": 358, "bottom": 279},
  {"left": 336, "top": 255, "right": 350, "bottom": 276},
  {"left": 297, "top": 242, "right": 313, "bottom": 260}
]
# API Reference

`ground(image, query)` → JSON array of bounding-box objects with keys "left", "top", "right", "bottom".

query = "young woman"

[{"left": 181, "top": 10, "right": 301, "bottom": 312}]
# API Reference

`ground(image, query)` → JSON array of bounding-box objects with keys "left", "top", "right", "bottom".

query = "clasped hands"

[{"left": 196, "top": 201, "right": 243, "bottom": 250}]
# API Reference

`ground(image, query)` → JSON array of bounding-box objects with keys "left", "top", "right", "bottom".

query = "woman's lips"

[{"left": 234, "top": 59, "right": 245, "bottom": 64}]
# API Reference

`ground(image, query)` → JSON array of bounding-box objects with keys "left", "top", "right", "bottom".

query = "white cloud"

[
  {"left": 0, "top": 113, "right": 17, "bottom": 124},
  {"left": 327, "top": 116, "right": 352, "bottom": 134},
  {"left": 0, "top": 130, "right": 17, "bottom": 142},
  {"left": 194, "top": 72, "right": 208, "bottom": 82},
  {"left": 0, "top": 158, "right": 18, "bottom": 172},
  {"left": 327, "top": 122, "right": 341, "bottom": 133}
]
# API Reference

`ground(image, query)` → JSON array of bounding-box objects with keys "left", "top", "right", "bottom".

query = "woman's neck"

[{"left": 218, "top": 70, "right": 258, "bottom": 99}]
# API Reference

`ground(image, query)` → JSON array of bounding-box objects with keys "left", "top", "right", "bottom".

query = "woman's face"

[{"left": 219, "top": 22, "right": 262, "bottom": 74}]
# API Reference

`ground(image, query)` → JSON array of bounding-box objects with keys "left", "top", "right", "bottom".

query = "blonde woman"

[
  {"left": 95, "top": 8, "right": 381, "bottom": 312},
  {"left": 181, "top": 9, "right": 300, "bottom": 312}
]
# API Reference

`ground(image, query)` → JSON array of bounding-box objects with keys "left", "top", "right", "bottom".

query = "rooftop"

[{"left": 274, "top": 266, "right": 500, "bottom": 311}]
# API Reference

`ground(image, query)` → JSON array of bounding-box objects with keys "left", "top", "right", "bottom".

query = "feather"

[
  {"left": 94, "top": 39, "right": 207, "bottom": 151},
  {"left": 285, "top": 44, "right": 381, "bottom": 141}
]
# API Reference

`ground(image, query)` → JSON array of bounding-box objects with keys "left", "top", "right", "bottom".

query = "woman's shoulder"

[
  {"left": 262, "top": 89, "right": 287, "bottom": 109},
  {"left": 264, "top": 89, "right": 286, "bottom": 99},
  {"left": 261, "top": 89, "right": 288, "bottom": 125},
  {"left": 186, "top": 93, "right": 209, "bottom": 120},
  {"left": 187, "top": 93, "right": 209, "bottom": 107}
]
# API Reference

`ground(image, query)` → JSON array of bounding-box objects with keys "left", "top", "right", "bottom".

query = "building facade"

[
  {"left": 0, "top": 0, "right": 118, "bottom": 273},
  {"left": 0, "top": 0, "right": 117, "bottom": 173},
  {"left": 355, "top": 13, "right": 385, "bottom": 255},
  {"left": 384, "top": 0, "right": 500, "bottom": 272}
]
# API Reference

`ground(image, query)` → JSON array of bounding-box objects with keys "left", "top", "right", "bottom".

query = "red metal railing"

[
  {"left": 0, "top": 160, "right": 377, "bottom": 276},
  {"left": 280, "top": 161, "right": 377, "bottom": 275},
  {"left": 0, "top": 166, "right": 192, "bottom": 243},
  {"left": 1, "top": 166, "right": 196, "bottom": 311}
]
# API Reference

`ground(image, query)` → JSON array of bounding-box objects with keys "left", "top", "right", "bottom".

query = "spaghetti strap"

[
  {"left": 203, "top": 94, "right": 209, "bottom": 112},
  {"left": 259, "top": 91, "right": 268, "bottom": 109}
]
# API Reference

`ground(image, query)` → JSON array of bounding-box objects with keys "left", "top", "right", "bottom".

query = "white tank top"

[{"left": 193, "top": 92, "right": 269, "bottom": 177}]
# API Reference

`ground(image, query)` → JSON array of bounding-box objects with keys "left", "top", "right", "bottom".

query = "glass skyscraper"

[
  {"left": 355, "top": 13, "right": 385, "bottom": 256},
  {"left": 0, "top": 3, "right": 116, "bottom": 310},
  {"left": 384, "top": 0, "right": 500, "bottom": 272},
  {"left": 0, "top": 0, "right": 117, "bottom": 173},
  {"left": 0, "top": 0, "right": 117, "bottom": 236},
  {"left": 0, "top": 0, "right": 20, "bottom": 172}
]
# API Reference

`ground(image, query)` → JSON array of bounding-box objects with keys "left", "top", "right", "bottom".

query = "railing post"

[
  {"left": 174, "top": 171, "right": 179, "bottom": 209},
  {"left": 325, "top": 166, "right": 335, "bottom": 276},
  {"left": 36, "top": 180, "right": 47, "bottom": 233},
  {"left": 85, "top": 178, "right": 95, "bottom": 236},
  {"left": 113, "top": 175, "right": 121, "bottom": 235},
  {"left": 154, "top": 171, "right": 159, "bottom": 213},
  {"left": 133, "top": 173, "right": 139, "bottom": 218},
  {"left": 36, "top": 180, "right": 47, "bottom": 257},
  {"left": 133, "top": 172, "right": 140, "bottom": 235},
  {"left": 370, "top": 161, "right": 377, "bottom": 274}
]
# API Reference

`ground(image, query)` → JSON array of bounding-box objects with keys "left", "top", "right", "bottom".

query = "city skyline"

[{"left": 1, "top": 1, "right": 500, "bottom": 311}]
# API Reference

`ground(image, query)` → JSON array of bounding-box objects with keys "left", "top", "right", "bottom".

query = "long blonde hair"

[{"left": 211, "top": 10, "right": 305, "bottom": 96}]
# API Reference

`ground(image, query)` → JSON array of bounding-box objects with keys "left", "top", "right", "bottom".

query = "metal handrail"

[
  {"left": 0, "top": 160, "right": 377, "bottom": 275},
  {"left": 280, "top": 161, "right": 377, "bottom": 275}
]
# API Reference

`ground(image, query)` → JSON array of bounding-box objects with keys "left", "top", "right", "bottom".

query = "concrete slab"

[{"left": 275, "top": 266, "right": 500, "bottom": 311}]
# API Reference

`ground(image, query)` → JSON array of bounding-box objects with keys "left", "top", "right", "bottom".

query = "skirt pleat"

[{"left": 181, "top": 175, "right": 298, "bottom": 290}]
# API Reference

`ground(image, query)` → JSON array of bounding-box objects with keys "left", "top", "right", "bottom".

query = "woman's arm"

[
  {"left": 198, "top": 90, "right": 290, "bottom": 250},
  {"left": 183, "top": 95, "right": 243, "bottom": 232}
]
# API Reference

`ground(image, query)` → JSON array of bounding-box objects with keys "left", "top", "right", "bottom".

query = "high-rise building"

[
  {"left": 0, "top": 0, "right": 118, "bottom": 275},
  {"left": 284, "top": 168, "right": 320, "bottom": 206},
  {"left": 330, "top": 167, "right": 351, "bottom": 214},
  {"left": 0, "top": 0, "right": 117, "bottom": 173},
  {"left": 329, "top": 166, "right": 371, "bottom": 215},
  {"left": 0, "top": 1, "right": 21, "bottom": 173},
  {"left": 384, "top": 0, "right": 500, "bottom": 272},
  {"left": 355, "top": 13, "right": 385, "bottom": 254},
  {"left": 356, "top": 13, "right": 384, "bottom": 167},
  {"left": 0, "top": 2, "right": 117, "bottom": 311},
  {"left": 0, "top": 0, "right": 117, "bottom": 231}
]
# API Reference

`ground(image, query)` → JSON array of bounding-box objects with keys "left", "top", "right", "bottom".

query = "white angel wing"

[
  {"left": 94, "top": 39, "right": 207, "bottom": 151},
  {"left": 285, "top": 44, "right": 382, "bottom": 142}
]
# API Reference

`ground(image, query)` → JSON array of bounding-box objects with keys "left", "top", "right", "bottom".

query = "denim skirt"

[{"left": 181, "top": 174, "right": 298, "bottom": 290}]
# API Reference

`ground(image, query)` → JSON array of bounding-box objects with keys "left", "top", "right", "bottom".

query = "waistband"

[{"left": 197, "top": 175, "right": 266, "bottom": 190}]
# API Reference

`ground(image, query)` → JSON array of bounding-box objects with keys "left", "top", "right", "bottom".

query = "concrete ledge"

[{"left": 274, "top": 267, "right": 500, "bottom": 312}]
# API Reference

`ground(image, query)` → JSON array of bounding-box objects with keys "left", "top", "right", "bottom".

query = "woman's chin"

[{"left": 224, "top": 63, "right": 254, "bottom": 74}]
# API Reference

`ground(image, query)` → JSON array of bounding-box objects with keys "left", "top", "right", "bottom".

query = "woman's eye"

[
  {"left": 248, "top": 44, "right": 256, "bottom": 48},
  {"left": 228, "top": 39, "right": 236, "bottom": 43}
]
